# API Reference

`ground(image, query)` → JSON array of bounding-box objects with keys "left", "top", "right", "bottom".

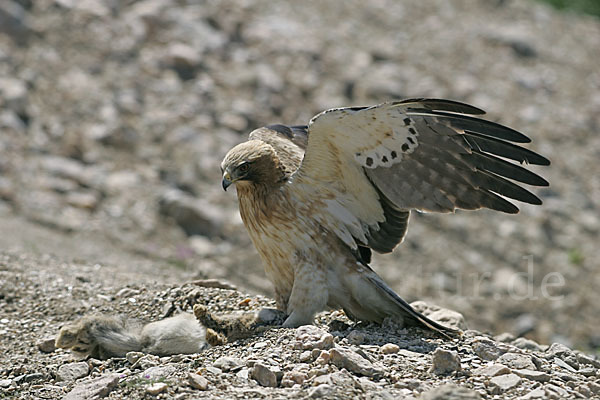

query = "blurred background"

[{"left": 0, "top": 0, "right": 598, "bottom": 353}]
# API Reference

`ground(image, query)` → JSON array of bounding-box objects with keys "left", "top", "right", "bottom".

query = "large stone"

[
  {"left": 213, "top": 356, "right": 243, "bottom": 372},
  {"left": 158, "top": 189, "right": 224, "bottom": 237},
  {"left": 512, "top": 337, "right": 543, "bottom": 352},
  {"left": 329, "top": 347, "right": 385, "bottom": 378},
  {"left": 410, "top": 301, "right": 468, "bottom": 330},
  {"left": 497, "top": 353, "right": 536, "bottom": 370},
  {"left": 37, "top": 337, "right": 56, "bottom": 353},
  {"left": 280, "top": 369, "right": 307, "bottom": 388},
  {"left": 188, "top": 373, "right": 209, "bottom": 390},
  {"left": 380, "top": 343, "right": 400, "bottom": 354},
  {"left": 63, "top": 374, "right": 120, "bottom": 400},
  {"left": 57, "top": 362, "right": 90, "bottom": 381},
  {"left": 473, "top": 363, "right": 510, "bottom": 377},
  {"left": 429, "top": 348, "right": 461, "bottom": 375},
  {"left": 145, "top": 382, "right": 167, "bottom": 395},
  {"left": 471, "top": 337, "right": 502, "bottom": 361},
  {"left": 546, "top": 342, "right": 572, "bottom": 358},
  {"left": 251, "top": 363, "right": 277, "bottom": 387},
  {"left": 420, "top": 384, "right": 482, "bottom": 400},
  {"left": 513, "top": 368, "right": 551, "bottom": 382},
  {"left": 489, "top": 373, "right": 521, "bottom": 393},
  {"left": 294, "top": 325, "right": 334, "bottom": 350},
  {"left": 141, "top": 365, "right": 176, "bottom": 380}
]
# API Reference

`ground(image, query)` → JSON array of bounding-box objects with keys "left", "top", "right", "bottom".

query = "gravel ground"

[
  {"left": 1, "top": 0, "right": 599, "bottom": 398},
  {"left": 2, "top": 250, "right": 600, "bottom": 399}
]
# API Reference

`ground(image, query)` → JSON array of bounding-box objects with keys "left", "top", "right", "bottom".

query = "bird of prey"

[{"left": 220, "top": 99, "right": 549, "bottom": 334}]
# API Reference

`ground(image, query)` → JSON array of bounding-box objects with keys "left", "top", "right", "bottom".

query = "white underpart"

[{"left": 354, "top": 118, "right": 419, "bottom": 169}]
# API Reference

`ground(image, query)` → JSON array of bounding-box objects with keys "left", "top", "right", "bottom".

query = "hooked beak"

[{"left": 222, "top": 172, "right": 233, "bottom": 191}]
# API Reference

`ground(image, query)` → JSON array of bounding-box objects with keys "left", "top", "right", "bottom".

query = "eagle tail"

[{"left": 366, "top": 275, "right": 460, "bottom": 339}]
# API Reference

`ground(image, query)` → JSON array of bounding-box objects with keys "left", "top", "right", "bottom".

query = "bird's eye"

[{"left": 238, "top": 163, "right": 249, "bottom": 173}]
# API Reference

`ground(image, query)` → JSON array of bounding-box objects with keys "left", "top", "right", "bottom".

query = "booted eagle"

[{"left": 221, "top": 99, "right": 549, "bottom": 334}]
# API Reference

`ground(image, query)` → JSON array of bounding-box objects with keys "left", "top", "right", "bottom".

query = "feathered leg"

[{"left": 283, "top": 260, "right": 328, "bottom": 327}]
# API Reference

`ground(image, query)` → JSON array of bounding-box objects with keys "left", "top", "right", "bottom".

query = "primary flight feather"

[{"left": 221, "top": 99, "right": 549, "bottom": 334}]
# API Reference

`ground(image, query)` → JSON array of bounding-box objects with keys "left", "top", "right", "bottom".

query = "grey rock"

[
  {"left": 497, "top": 352, "right": 536, "bottom": 370},
  {"left": 544, "top": 383, "right": 570, "bottom": 398},
  {"left": 160, "top": 43, "right": 202, "bottom": 79},
  {"left": 236, "top": 368, "right": 249, "bottom": 380},
  {"left": 14, "top": 373, "right": 44, "bottom": 384},
  {"left": 546, "top": 345, "right": 580, "bottom": 370},
  {"left": 410, "top": 301, "right": 468, "bottom": 330},
  {"left": 513, "top": 368, "right": 551, "bottom": 382},
  {"left": 0, "top": 379, "right": 11, "bottom": 388},
  {"left": 429, "top": 348, "right": 461, "bottom": 375},
  {"left": 312, "top": 370, "right": 354, "bottom": 387},
  {"left": 512, "top": 337, "right": 543, "bottom": 352},
  {"left": 554, "top": 372, "right": 576, "bottom": 381},
  {"left": 125, "top": 351, "right": 145, "bottom": 364},
  {"left": 131, "top": 354, "right": 159, "bottom": 370},
  {"left": 308, "top": 384, "right": 335, "bottom": 398},
  {"left": 513, "top": 314, "right": 537, "bottom": 337},
  {"left": 589, "top": 382, "right": 600, "bottom": 394},
  {"left": 346, "top": 330, "right": 365, "bottom": 345},
  {"left": 65, "top": 191, "right": 100, "bottom": 210},
  {"left": 489, "top": 373, "right": 521, "bottom": 392},
  {"left": 420, "top": 384, "right": 482, "bottom": 399},
  {"left": 187, "top": 373, "right": 209, "bottom": 390},
  {"left": 519, "top": 387, "right": 546, "bottom": 399},
  {"left": 158, "top": 189, "right": 224, "bottom": 237},
  {"left": 251, "top": 363, "right": 277, "bottom": 387},
  {"left": 281, "top": 369, "right": 307, "bottom": 388},
  {"left": 471, "top": 337, "right": 502, "bottom": 361},
  {"left": 329, "top": 347, "right": 385, "bottom": 378},
  {"left": 63, "top": 374, "right": 119, "bottom": 400},
  {"left": 213, "top": 356, "right": 242, "bottom": 372},
  {"left": 426, "top": 309, "right": 468, "bottom": 330},
  {"left": 141, "top": 365, "right": 176, "bottom": 380},
  {"left": 576, "top": 353, "right": 600, "bottom": 368},
  {"left": 380, "top": 343, "right": 400, "bottom": 354},
  {"left": 57, "top": 362, "right": 90, "bottom": 381},
  {"left": 546, "top": 342, "right": 572, "bottom": 359},
  {"left": 577, "top": 366, "right": 596, "bottom": 377},
  {"left": 473, "top": 363, "right": 510, "bottom": 377},
  {"left": 40, "top": 156, "right": 105, "bottom": 189},
  {"left": 299, "top": 351, "right": 313, "bottom": 362},
  {"left": 553, "top": 357, "right": 577, "bottom": 372},
  {"left": 294, "top": 325, "right": 334, "bottom": 350},
  {"left": 0, "top": 77, "right": 27, "bottom": 114},
  {"left": 37, "top": 337, "right": 56, "bottom": 353},
  {"left": 576, "top": 384, "right": 593, "bottom": 398},
  {"left": 205, "top": 366, "right": 222, "bottom": 375},
  {"left": 145, "top": 382, "right": 167, "bottom": 395},
  {"left": 494, "top": 332, "right": 516, "bottom": 343},
  {"left": 103, "top": 171, "right": 140, "bottom": 193},
  {"left": 0, "top": 1, "right": 31, "bottom": 41}
]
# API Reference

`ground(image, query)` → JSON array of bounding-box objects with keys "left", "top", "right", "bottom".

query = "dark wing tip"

[
  {"left": 266, "top": 124, "right": 294, "bottom": 139},
  {"left": 395, "top": 98, "right": 487, "bottom": 115}
]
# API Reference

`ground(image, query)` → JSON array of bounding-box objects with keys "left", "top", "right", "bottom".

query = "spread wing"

[{"left": 289, "top": 99, "right": 549, "bottom": 255}]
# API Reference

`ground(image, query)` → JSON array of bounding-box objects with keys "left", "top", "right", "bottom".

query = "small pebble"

[
  {"left": 146, "top": 382, "right": 167, "bottom": 395},
  {"left": 381, "top": 343, "right": 400, "bottom": 354},
  {"left": 187, "top": 373, "right": 209, "bottom": 390}
]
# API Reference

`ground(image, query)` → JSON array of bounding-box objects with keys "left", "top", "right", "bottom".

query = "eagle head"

[{"left": 220, "top": 140, "right": 285, "bottom": 191}]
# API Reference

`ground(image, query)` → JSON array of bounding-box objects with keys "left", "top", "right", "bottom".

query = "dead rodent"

[{"left": 55, "top": 307, "right": 287, "bottom": 359}]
